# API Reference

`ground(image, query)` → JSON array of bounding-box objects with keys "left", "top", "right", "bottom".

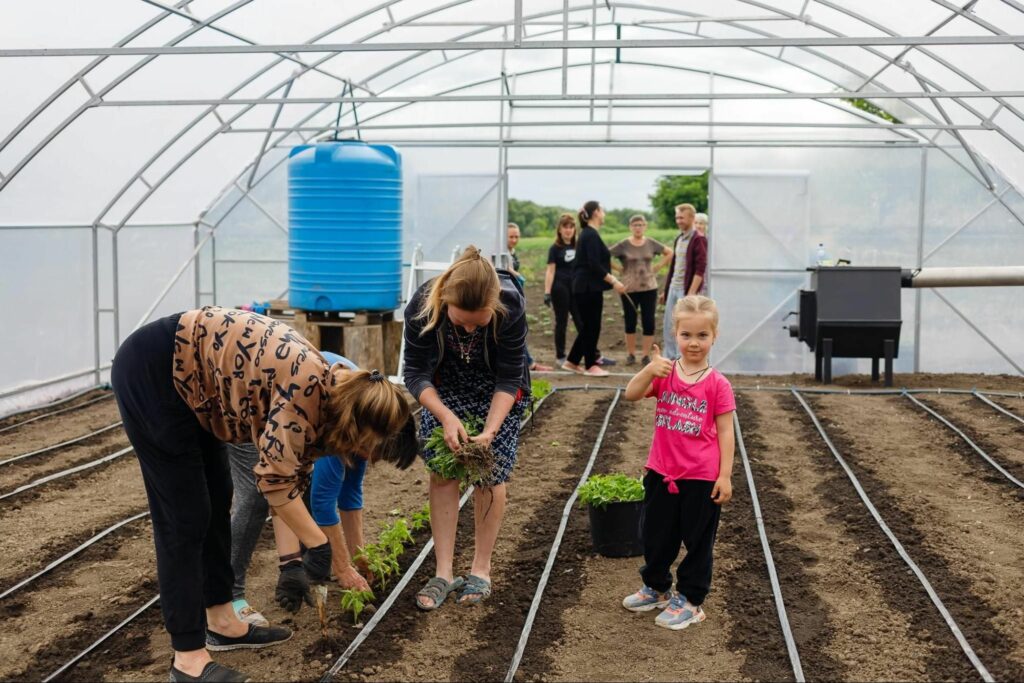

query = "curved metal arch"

[
  {"left": 186, "top": 0, "right": 1000, "bottom": 248},
  {"left": 15, "top": 0, "right": 1018, "bottom": 233},
  {"left": 98, "top": 0, "right": 477, "bottom": 230},
  {"left": 0, "top": 0, "right": 193, "bottom": 157},
  {"left": 0, "top": 0, "right": 259, "bottom": 194}
]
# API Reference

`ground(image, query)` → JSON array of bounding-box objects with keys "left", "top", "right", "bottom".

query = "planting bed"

[{"left": 2, "top": 373, "right": 1023, "bottom": 681}]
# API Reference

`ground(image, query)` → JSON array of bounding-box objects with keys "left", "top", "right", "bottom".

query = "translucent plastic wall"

[{"left": 711, "top": 145, "right": 1024, "bottom": 375}]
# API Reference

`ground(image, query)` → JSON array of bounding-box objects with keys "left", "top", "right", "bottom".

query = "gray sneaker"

[
  {"left": 169, "top": 661, "right": 249, "bottom": 682},
  {"left": 625, "top": 354, "right": 637, "bottom": 365},
  {"left": 205, "top": 624, "right": 291, "bottom": 651},
  {"left": 622, "top": 585, "right": 671, "bottom": 612}
]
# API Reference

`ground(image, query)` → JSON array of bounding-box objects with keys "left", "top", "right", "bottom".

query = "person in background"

[
  {"left": 694, "top": 212, "right": 709, "bottom": 292},
  {"left": 543, "top": 213, "right": 581, "bottom": 365},
  {"left": 694, "top": 213, "right": 708, "bottom": 237},
  {"left": 507, "top": 222, "right": 553, "bottom": 372},
  {"left": 661, "top": 204, "right": 696, "bottom": 359},
  {"left": 610, "top": 214, "right": 673, "bottom": 366},
  {"left": 227, "top": 352, "right": 418, "bottom": 626},
  {"left": 563, "top": 200, "right": 627, "bottom": 377},
  {"left": 111, "top": 307, "right": 412, "bottom": 683},
  {"left": 683, "top": 215, "right": 708, "bottom": 297},
  {"left": 404, "top": 246, "right": 531, "bottom": 610},
  {"left": 621, "top": 295, "right": 735, "bottom": 631}
]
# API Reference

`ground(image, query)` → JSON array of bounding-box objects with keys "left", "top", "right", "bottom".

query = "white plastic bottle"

[{"left": 815, "top": 243, "right": 831, "bottom": 266}]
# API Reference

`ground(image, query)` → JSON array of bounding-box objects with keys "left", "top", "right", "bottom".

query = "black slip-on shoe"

[
  {"left": 205, "top": 623, "right": 292, "bottom": 651},
  {"left": 169, "top": 661, "right": 250, "bottom": 682}
]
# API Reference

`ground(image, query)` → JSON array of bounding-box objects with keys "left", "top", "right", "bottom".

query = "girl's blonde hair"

[
  {"left": 322, "top": 370, "right": 411, "bottom": 465},
  {"left": 673, "top": 295, "right": 719, "bottom": 334},
  {"left": 416, "top": 245, "right": 507, "bottom": 333}
]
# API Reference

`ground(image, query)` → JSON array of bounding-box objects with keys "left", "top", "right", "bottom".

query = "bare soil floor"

[{"left": 3, "top": 369, "right": 1023, "bottom": 681}]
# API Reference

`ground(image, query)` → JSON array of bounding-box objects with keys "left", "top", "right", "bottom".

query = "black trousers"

[
  {"left": 566, "top": 290, "right": 603, "bottom": 368},
  {"left": 622, "top": 288, "right": 658, "bottom": 336},
  {"left": 639, "top": 471, "right": 720, "bottom": 605},
  {"left": 111, "top": 314, "right": 234, "bottom": 652},
  {"left": 550, "top": 279, "right": 581, "bottom": 359}
]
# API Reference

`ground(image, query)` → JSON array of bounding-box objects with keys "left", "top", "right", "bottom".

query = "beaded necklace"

[{"left": 451, "top": 324, "right": 483, "bottom": 364}]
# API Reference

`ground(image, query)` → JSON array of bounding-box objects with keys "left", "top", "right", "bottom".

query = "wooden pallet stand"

[{"left": 267, "top": 300, "right": 402, "bottom": 375}]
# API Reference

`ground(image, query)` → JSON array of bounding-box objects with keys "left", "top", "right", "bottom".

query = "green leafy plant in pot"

[{"left": 577, "top": 473, "right": 645, "bottom": 557}]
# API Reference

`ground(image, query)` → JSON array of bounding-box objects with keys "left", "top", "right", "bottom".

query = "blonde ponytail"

[{"left": 417, "top": 245, "right": 507, "bottom": 333}]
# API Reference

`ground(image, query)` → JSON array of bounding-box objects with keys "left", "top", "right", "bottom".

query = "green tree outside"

[{"left": 648, "top": 172, "right": 709, "bottom": 229}]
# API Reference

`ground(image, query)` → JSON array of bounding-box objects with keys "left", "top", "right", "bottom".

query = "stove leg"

[
  {"left": 884, "top": 339, "right": 895, "bottom": 388},
  {"left": 871, "top": 357, "right": 880, "bottom": 382},
  {"left": 823, "top": 338, "right": 833, "bottom": 385},
  {"left": 815, "top": 345, "right": 823, "bottom": 381}
]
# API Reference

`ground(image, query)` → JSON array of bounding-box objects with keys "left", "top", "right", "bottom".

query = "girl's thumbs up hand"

[{"left": 648, "top": 345, "right": 673, "bottom": 378}]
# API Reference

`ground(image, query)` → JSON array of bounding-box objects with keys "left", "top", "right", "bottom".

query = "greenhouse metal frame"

[{"left": 2, "top": 0, "right": 1023, "bottom": 408}]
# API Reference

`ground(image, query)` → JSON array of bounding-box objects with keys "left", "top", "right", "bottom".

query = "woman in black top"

[
  {"left": 543, "top": 213, "right": 582, "bottom": 364},
  {"left": 563, "top": 200, "right": 627, "bottom": 377}
]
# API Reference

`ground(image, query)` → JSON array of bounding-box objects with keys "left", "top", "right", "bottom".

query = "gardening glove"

[
  {"left": 543, "top": 293, "right": 552, "bottom": 308},
  {"left": 275, "top": 560, "right": 313, "bottom": 613},
  {"left": 303, "top": 541, "right": 333, "bottom": 585}
]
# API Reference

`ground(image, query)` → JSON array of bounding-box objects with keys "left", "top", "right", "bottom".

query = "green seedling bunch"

[
  {"left": 379, "top": 518, "right": 413, "bottom": 556},
  {"left": 410, "top": 503, "right": 430, "bottom": 532},
  {"left": 425, "top": 415, "right": 494, "bottom": 486},
  {"left": 353, "top": 517, "right": 420, "bottom": 593},
  {"left": 339, "top": 588, "right": 375, "bottom": 625},
  {"left": 531, "top": 379, "right": 553, "bottom": 402},
  {"left": 578, "top": 473, "right": 645, "bottom": 510}
]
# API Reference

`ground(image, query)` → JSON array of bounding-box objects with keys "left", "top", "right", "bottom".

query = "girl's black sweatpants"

[
  {"left": 639, "top": 471, "right": 721, "bottom": 605},
  {"left": 111, "top": 313, "right": 234, "bottom": 652},
  {"left": 549, "top": 278, "right": 581, "bottom": 359}
]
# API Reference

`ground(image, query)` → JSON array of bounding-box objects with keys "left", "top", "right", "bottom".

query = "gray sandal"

[
  {"left": 457, "top": 574, "right": 492, "bottom": 605},
  {"left": 415, "top": 576, "right": 464, "bottom": 611}
]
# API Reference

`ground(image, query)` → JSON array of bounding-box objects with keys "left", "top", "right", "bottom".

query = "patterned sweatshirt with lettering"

[{"left": 172, "top": 306, "right": 333, "bottom": 507}]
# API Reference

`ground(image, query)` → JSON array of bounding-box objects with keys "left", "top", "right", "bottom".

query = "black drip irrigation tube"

[
  {"left": 791, "top": 389, "right": 995, "bottom": 683},
  {"left": 733, "top": 385, "right": 1024, "bottom": 398},
  {"left": 902, "top": 392, "right": 1024, "bottom": 491},
  {"left": 42, "top": 594, "right": 161, "bottom": 683},
  {"left": 0, "top": 421, "right": 124, "bottom": 468},
  {"left": 0, "top": 391, "right": 115, "bottom": 436},
  {"left": 733, "top": 412, "right": 805, "bottom": 683},
  {"left": 973, "top": 391, "right": 1024, "bottom": 428},
  {"left": 502, "top": 389, "right": 621, "bottom": 683},
  {"left": 319, "top": 388, "right": 560, "bottom": 683},
  {"left": 0, "top": 511, "right": 150, "bottom": 601},
  {"left": 0, "top": 446, "right": 134, "bottom": 502}
]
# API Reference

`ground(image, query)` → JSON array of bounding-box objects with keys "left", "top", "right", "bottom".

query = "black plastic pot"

[{"left": 587, "top": 500, "right": 644, "bottom": 557}]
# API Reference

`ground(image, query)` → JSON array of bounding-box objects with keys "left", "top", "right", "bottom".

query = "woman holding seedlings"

[
  {"left": 403, "top": 245, "right": 531, "bottom": 609},
  {"left": 562, "top": 200, "right": 627, "bottom": 377},
  {"left": 111, "top": 306, "right": 411, "bottom": 683}
]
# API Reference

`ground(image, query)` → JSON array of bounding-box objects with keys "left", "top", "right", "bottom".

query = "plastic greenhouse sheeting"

[{"left": 2, "top": 0, "right": 1024, "bottom": 408}]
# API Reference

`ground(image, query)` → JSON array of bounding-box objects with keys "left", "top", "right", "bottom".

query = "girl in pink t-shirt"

[{"left": 621, "top": 295, "right": 736, "bottom": 630}]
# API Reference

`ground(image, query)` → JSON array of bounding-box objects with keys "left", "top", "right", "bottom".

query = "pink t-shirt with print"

[{"left": 644, "top": 366, "right": 736, "bottom": 490}]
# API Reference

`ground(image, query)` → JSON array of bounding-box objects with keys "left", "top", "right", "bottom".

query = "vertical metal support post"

[
  {"left": 588, "top": 2, "right": 597, "bottom": 122},
  {"left": 513, "top": 0, "right": 523, "bottom": 46},
  {"left": 495, "top": 28, "right": 509, "bottom": 267},
  {"left": 814, "top": 345, "right": 823, "bottom": 381},
  {"left": 111, "top": 229, "right": 121, "bottom": 347},
  {"left": 91, "top": 224, "right": 101, "bottom": 385},
  {"left": 707, "top": 72, "right": 715, "bottom": 299},
  {"left": 192, "top": 222, "right": 201, "bottom": 308},
  {"left": 822, "top": 338, "right": 833, "bottom": 384},
  {"left": 884, "top": 339, "right": 895, "bottom": 387},
  {"left": 871, "top": 357, "right": 880, "bottom": 382},
  {"left": 561, "top": 0, "right": 569, "bottom": 95},
  {"left": 211, "top": 224, "right": 219, "bottom": 304},
  {"left": 913, "top": 148, "right": 928, "bottom": 372}
]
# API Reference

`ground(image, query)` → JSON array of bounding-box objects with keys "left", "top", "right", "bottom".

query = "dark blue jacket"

[{"left": 402, "top": 270, "right": 530, "bottom": 401}]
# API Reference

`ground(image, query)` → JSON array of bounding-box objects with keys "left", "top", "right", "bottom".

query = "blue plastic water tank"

[{"left": 287, "top": 140, "right": 402, "bottom": 312}]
